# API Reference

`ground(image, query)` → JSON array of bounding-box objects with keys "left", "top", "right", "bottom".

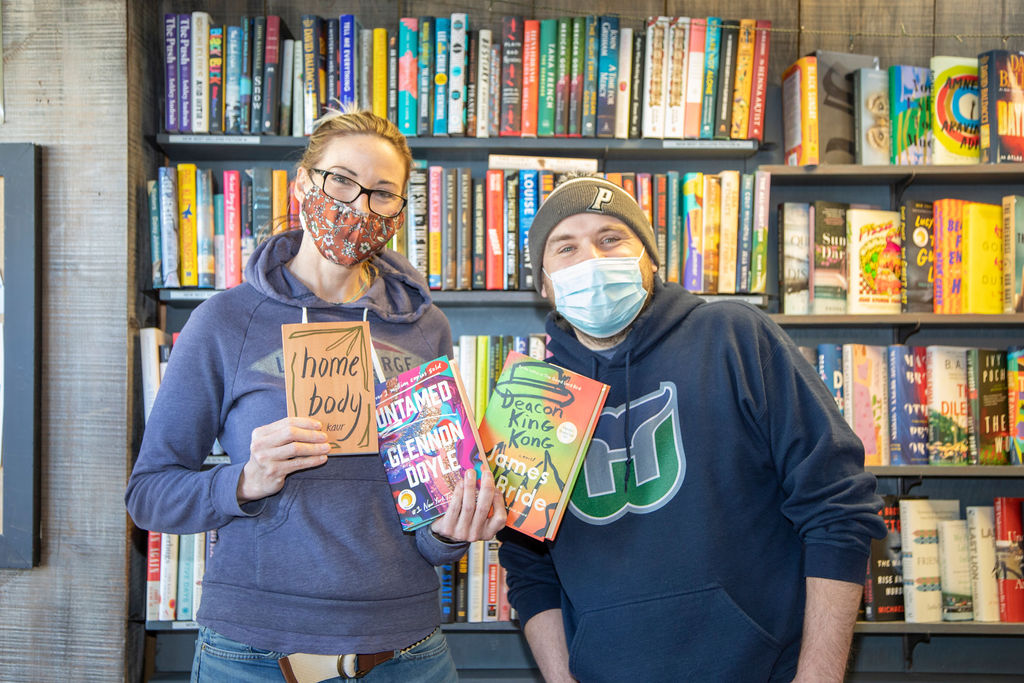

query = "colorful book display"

[
  {"left": 375, "top": 356, "right": 485, "bottom": 531},
  {"left": 478, "top": 351, "right": 609, "bottom": 542}
]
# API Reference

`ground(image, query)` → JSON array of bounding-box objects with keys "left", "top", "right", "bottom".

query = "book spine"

[
  {"left": 520, "top": 20, "right": 540, "bottom": 137},
  {"left": 372, "top": 28, "right": 389, "bottom": 119},
  {"left": 325, "top": 19, "right": 339, "bottom": 110},
  {"left": 358, "top": 28, "right": 373, "bottom": 111},
  {"left": 554, "top": 18, "right": 571, "bottom": 136},
  {"left": 994, "top": 497, "right": 1024, "bottom": 622},
  {"left": 175, "top": 534, "right": 195, "bottom": 621},
  {"left": 417, "top": 17, "right": 434, "bottom": 136},
  {"left": 291, "top": 44, "right": 304, "bottom": 137},
  {"left": 339, "top": 15, "right": 357, "bottom": 109},
  {"left": 223, "top": 170, "right": 241, "bottom": 289},
  {"left": 192, "top": 533, "right": 206, "bottom": 616},
  {"left": 465, "top": 32, "right": 478, "bottom": 136},
  {"left": 158, "top": 533, "right": 179, "bottom": 621},
  {"left": 455, "top": 550, "right": 469, "bottom": 622},
  {"left": 652, "top": 173, "right": 668, "bottom": 282},
  {"left": 730, "top": 20, "right": 756, "bottom": 139},
  {"left": 224, "top": 25, "right": 243, "bottom": 134},
  {"left": 213, "top": 192, "right": 225, "bottom": 289},
  {"left": 519, "top": 170, "right": 539, "bottom": 290},
  {"left": 191, "top": 12, "right": 210, "bottom": 134},
  {"left": 937, "top": 519, "right": 973, "bottom": 621},
  {"left": 641, "top": 17, "right": 668, "bottom": 138},
  {"left": 428, "top": 165, "right": 443, "bottom": 289},
  {"left": 627, "top": 30, "right": 644, "bottom": 139},
  {"left": 537, "top": 20, "right": 557, "bottom": 137},
  {"left": 714, "top": 20, "right": 739, "bottom": 139},
  {"left": 158, "top": 168, "right": 180, "bottom": 288},
  {"left": 567, "top": 17, "right": 585, "bottom": 136},
  {"left": 300, "top": 16, "right": 319, "bottom": 136},
  {"left": 580, "top": 15, "right": 598, "bottom": 137},
  {"left": 472, "top": 180, "right": 486, "bottom": 289},
  {"left": 261, "top": 16, "right": 281, "bottom": 134},
  {"left": 966, "top": 506, "right": 1000, "bottom": 621},
  {"left": 504, "top": 172, "right": 519, "bottom": 289},
  {"left": 278, "top": 39, "right": 294, "bottom": 136},
  {"left": 448, "top": 15, "right": 468, "bottom": 135},
  {"left": 747, "top": 21, "right": 771, "bottom": 142},
  {"left": 249, "top": 16, "right": 265, "bottom": 135},
  {"left": 146, "top": 530, "right": 162, "bottom": 621},
  {"left": 476, "top": 30, "right": 492, "bottom": 137},
  {"left": 748, "top": 170, "right": 770, "bottom": 293},
  {"left": 177, "top": 14, "right": 192, "bottom": 133},
  {"left": 438, "top": 563, "right": 455, "bottom": 623},
  {"left": 485, "top": 170, "right": 505, "bottom": 290},
  {"left": 176, "top": 164, "right": 198, "bottom": 287},
  {"left": 398, "top": 18, "right": 419, "bottom": 136},
  {"left": 499, "top": 16, "right": 524, "bottom": 136},
  {"left": 432, "top": 19, "right": 451, "bottom": 135},
  {"left": 682, "top": 18, "right": 705, "bottom": 140},
  {"left": 147, "top": 180, "right": 162, "bottom": 289},
  {"left": 484, "top": 539, "right": 501, "bottom": 621},
  {"left": 663, "top": 18, "right": 688, "bottom": 139},
  {"left": 457, "top": 168, "right": 473, "bottom": 290},
  {"left": 195, "top": 169, "right": 215, "bottom": 288},
  {"left": 699, "top": 17, "right": 721, "bottom": 139},
  {"left": 717, "top": 170, "right": 740, "bottom": 293},
  {"left": 736, "top": 172, "right": 754, "bottom": 292},
  {"left": 467, "top": 540, "right": 484, "bottom": 622},
  {"left": 408, "top": 161, "right": 429, "bottom": 282},
  {"left": 442, "top": 167, "right": 457, "bottom": 290},
  {"left": 163, "top": 14, "right": 179, "bottom": 132},
  {"left": 595, "top": 16, "right": 619, "bottom": 138},
  {"left": 665, "top": 170, "right": 681, "bottom": 283}
]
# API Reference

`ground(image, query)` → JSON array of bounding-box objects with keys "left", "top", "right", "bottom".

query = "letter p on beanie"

[{"left": 527, "top": 176, "right": 660, "bottom": 293}]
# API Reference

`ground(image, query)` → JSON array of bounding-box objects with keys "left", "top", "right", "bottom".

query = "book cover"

[
  {"left": 375, "top": 356, "right": 485, "bottom": 531},
  {"left": 962, "top": 201, "right": 1003, "bottom": 314},
  {"left": 683, "top": 17, "right": 706, "bottom": 140},
  {"left": 842, "top": 343, "right": 890, "bottom": 466},
  {"left": 783, "top": 56, "right": 818, "bottom": 165},
  {"left": 966, "top": 348, "right": 1011, "bottom": 465},
  {"left": 926, "top": 345, "right": 970, "bottom": 466},
  {"left": 1004, "top": 195, "right": 1024, "bottom": 312},
  {"left": 900, "top": 200, "right": 934, "bottom": 313},
  {"left": 814, "top": 51, "right": 880, "bottom": 163},
  {"left": 937, "top": 519, "right": 974, "bottom": 621},
  {"left": 520, "top": 19, "right": 540, "bottom": 138},
  {"left": 966, "top": 505, "right": 1000, "bottom": 622},
  {"left": 537, "top": 19, "right": 558, "bottom": 137},
  {"left": 595, "top": 15, "right": 619, "bottom": 138},
  {"left": 889, "top": 65, "right": 933, "bottom": 165},
  {"left": 779, "top": 202, "right": 810, "bottom": 314},
  {"left": 478, "top": 352, "right": 609, "bottom": 541},
  {"left": 499, "top": 16, "right": 524, "bottom": 137},
  {"left": 930, "top": 56, "right": 981, "bottom": 164},
  {"left": 817, "top": 343, "right": 844, "bottom": 414},
  {"left": 979, "top": 49, "right": 1024, "bottom": 163},
  {"left": 699, "top": 17, "right": 722, "bottom": 140},
  {"left": 714, "top": 20, "right": 739, "bottom": 139},
  {"left": 846, "top": 208, "right": 902, "bottom": 314},
  {"left": 853, "top": 67, "right": 891, "bottom": 165},
  {"left": 899, "top": 498, "right": 961, "bottom": 622},
  {"left": 811, "top": 201, "right": 849, "bottom": 314},
  {"left": 888, "top": 345, "right": 929, "bottom": 466},
  {"left": 864, "top": 494, "right": 904, "bottom": 621},
  {"left": 1009, "top": 347, "right": 1024, "bottom": 465},
  {"left": 433, "top": 18, "right": 451, "bottom": 136},
  {"left": 994, "top": 496, "right": 1024, "bottom": 621},
  {"left": 641, "top": 16, "right": 670, "bottom": 138},
  {"left": 747, "top": 20, "right": 771, "bottom": 142},
  {"left": 729, "top": 19, "right": 755, "bottom": 140},
  {"left": 397, "top": 18, "right": 418, "bottom": 136},
  {"left": 448, "top": 14, "right": 469, "bottom": 136},
  {"left": 280, "top": 321, "right": 378, "bottom": 455}
]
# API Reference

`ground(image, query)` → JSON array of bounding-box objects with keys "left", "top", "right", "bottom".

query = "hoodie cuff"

[
  {"left": 210, "top": 462, "right": 267, "bottom": 518},
  {"left": 508, "top": 584, "right": 563, "bottom": 626},
  {"left": 804, "top": 542, "right": 871, "bottom": 585}
]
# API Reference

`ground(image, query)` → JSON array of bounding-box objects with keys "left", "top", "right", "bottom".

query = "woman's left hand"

[{"left": 430, "top": 466, "right": 507, "bottom": 543}]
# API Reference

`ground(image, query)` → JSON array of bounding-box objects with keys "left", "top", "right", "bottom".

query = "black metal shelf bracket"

[{"left": 903, "top": 632, "right": 930, "bottom": 671}]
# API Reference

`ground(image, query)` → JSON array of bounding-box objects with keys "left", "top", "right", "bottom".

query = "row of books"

[
  {"left": 145, "top": 529, "right": 211, "bottom": 622},
  {"left": 864, "top": 496, "right": 1024, "bottom": 623},
  {"left": 779, "top": 195, "right": 1024, "bottom": 315},
  {"left": 160, "top": 11, "right": 773, "bottom": 142},
  {"left": 803, "top": 344, "right": 1024, "bottom": 467},
  {"left": 784, "top": 49, "right": 1024, "bottom": 166},
  {"left": 438, "top": 540, "right": 515, "bottom": 624}
]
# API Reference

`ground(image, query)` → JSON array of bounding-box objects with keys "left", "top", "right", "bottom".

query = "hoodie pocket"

[{"left": 567, "top": 584, "right": 781, "bottom": 683}]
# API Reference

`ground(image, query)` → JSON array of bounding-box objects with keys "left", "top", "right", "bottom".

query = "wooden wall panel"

[
  {"left": 798, "top": 0, "right": 934, "bottom": 68},
  {"left": 933, "top": 0, "right": 1024, "bottom": 55}
]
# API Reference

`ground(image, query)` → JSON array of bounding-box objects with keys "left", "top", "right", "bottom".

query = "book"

[
  {"left": 627, "top": 30, "right": 645, "bottom": 139},
  {"left": 845, "top": 208, "right": 902, "bottom": 315},
  {"left": 930, "top": 56, "right": 981, "bottom": 164},
  {"left": 961, "top": 202, "right": 1003, "bottom": 314},
  {"left": 581, "top": 16, "right": 600, "bottom": 137},
  {"left": 979, "top": 49, "right": 1024, "bottom": 163},
  {"left": 499, "top": 16, "right": 524, "bottom": 137},
  {"left": 717, "top": 170, "right": 740, "bottom": 293},
  {"left": 476, "top": 29, "right": 493, "bottom": 138},
  {"left": 779, "top": 202, "right": 810, "bottom": 314},
  {"left": 887, "top": 345, "right": 929, "bottom": 466},
  {"left": 1010, "top": 347, "right": 1024, "bottom": 465},
  {"left": 146, "top": 180, "right": 162, "bottom": 289},
  {"left": 146, "top": 530, "right": 162, "bottom": 621},
  {"left": 714, "top": 20, "right": 738, "bottom": 139},
  {"left": 448, "top": 14, "right": 469, "bottom": 136},
  {"left": 175, "top": 533, "right": 195, "bottom": 621},
  {"left": 966, "top": 505, "right": 1000, "bottom": 622},
  {"left": 783, "top": 56, "right": 818, "bottom": 165},
  {"left": 746, "top": 20, "right": 771, "bottom": 142},
  {"left": 729, "top": 19, "right": 755, "bottom": 140},
  {"left": 567, "top": 16, "right": 586, "bottom": 137},
  {"left": 899, "top": 199, "right": 934, "bottom": 313},
  {"left": 433, "top": 18, "right": 451, "bottom": 135},
  {"left": 814, "top": 51, "right": 880, "bottom": 164},
  {"left": 701, "top": 174, "right": 721, "bottom": 293},
  {"left": 899, "top": 498, "right": 961, "bottom": 622},
  {"left": 749, "top": 170, "right": 771, "bottom": 293},
  {"left": 613, "top": 26, "right": 633, "bottom": 139},
  {"left": 195, "top": 168, "right": 215, "bottom": 288},
  {"left": 162, "top": 14, "right": 179, "bottom": 132},
  {"left": 178, "top": 14, "right": 192, "bottom": 133},
  {"left": 397, "top": 18, "right": 419, "bottom": 136},
  {"left": 842, "top": 343, "right": 890, "bottom": 466},
  {"left": 854, "top": 67, "right": 891, "bottom": 165},
  {"left": 811, "top": 201, "right": 849, "bottom": 314},
  {"left": 176, "top": 163, "right": 198, "bottom": 287},
  {"left": 280, "top": 321, "right": 378, "bottom": 455},
  {"left": 595, "top": 15, "right": 619, "bottom": 138},
  {"left": 520, "top": 19, "right": 539, "bottom": 138},
  {"left": 222, "top": 170, "right": 242, "bottom": 289},
  {"left": 553, "top": 18, "right": 571, "bottom": 137},
  {"left": 260, "top": 16, "right": 283, "bottom": 134},
  {"left": 416, "top": 16, "right": 434, "bottom": 136},
  {"left": 372, "top": 28, "right": 389, "bottom": 120},
  {"left": 537, "top": 19, "right": 557, "bottom": 137},
  {"left": 641, "top": 16, "right": 670, "bottom": 138},
  {"left": 926, "top": 346, "right": 970, "bottom": 466},
  {"left": 484, "top": 169, "right": 504, "bottom": 290},
  {"left": 478, "top": 352, "right": 609, "bottom": 541},
  {"left": 937, "top": 519, "right": 974, "bottom": 621},
  {"left": 683, "top": 17, "right": 706, "bottom": 140},
  {"left": 817, "top": 343, "right": 844, "bottom": 414},
  {"left": 994, "top": 496, "right": 1024, "bottom": 621},
  {"left": 1005, "top": 195, "right": 1024, "bottom": 313},
  {"left": 736, "top": 172, "right": 755, "bottom": 292},
  {"left": 864, "top": 495, "right": 904, "bottom": 621},
  {"left": 889, "top": 65, "right": 933, "bottom": 165},
  {"left": 966, "top": 349, "right": 1011, "bottom": 465},
  {"left": 191, "top": 12, "right": 211, "bottom": 134},
  {"left": 375, "top": 356, "right": 485, "bottom": 531},
  {"left": 663, "top": 17, "right": 688, "bottom": 139},
  {"left": 699, "top": 18, "right": 722, "bottom": 139}
]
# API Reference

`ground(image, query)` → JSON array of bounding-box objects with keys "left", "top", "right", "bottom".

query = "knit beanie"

[{"left": 528, "top": 176, "right": 659, "bottom": 293}]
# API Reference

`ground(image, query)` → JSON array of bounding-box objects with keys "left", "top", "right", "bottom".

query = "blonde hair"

[{"left": 297, "top": 107, "right": 413, "bottom": 184}]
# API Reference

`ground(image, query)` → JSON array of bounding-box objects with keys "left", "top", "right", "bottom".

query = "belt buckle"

[{"left": 337, "top": 653, "right": 362, "bottom": 679}]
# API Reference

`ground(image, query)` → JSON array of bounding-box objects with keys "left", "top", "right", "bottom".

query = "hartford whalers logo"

[{"left": 569, "top": 382, "right": 684, "bottom": 524}]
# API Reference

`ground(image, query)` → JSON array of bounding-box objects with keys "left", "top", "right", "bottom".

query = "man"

[{"left": 498, "top": 176, "right": 886, "bottom": 682}]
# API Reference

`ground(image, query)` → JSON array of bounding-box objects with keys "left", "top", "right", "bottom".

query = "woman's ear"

[{"left": 293, "top": 168, "right": 311, "bottom": 205}]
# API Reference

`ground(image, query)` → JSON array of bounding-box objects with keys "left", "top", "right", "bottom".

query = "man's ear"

[{"left": 540, "top": 282, "right": 547, "bottom": 298}]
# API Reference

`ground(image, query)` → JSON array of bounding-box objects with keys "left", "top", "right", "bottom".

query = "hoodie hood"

[
  {"left": 244, "top": 229, "right": 435, "bottom": 324},
  {"left": 544, "top": 277, "right": 704, "bottom": 372}
]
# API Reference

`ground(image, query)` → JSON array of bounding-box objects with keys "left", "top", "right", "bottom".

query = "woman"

[{"left": 126, "top": 109, "right": 506, "bottom": 682}]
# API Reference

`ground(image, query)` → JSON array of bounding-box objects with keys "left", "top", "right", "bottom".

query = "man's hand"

[
  {"left": 237, "top": 417, "right": 330, "bottom": 503},
  {"left": 429, "top": 466, "right": 507, "bottom": 542}
]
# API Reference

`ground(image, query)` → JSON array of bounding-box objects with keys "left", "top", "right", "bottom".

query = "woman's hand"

[
  {"left": 430, "top": 466, "right": 507, "bottom": 543},
  {"left": 237, "top": 417, "right": 330, "bottom": 503}
]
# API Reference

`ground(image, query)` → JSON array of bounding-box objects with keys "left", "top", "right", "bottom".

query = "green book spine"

[{"left": 537, "top": 19, "right": 557, "bottom": 136}]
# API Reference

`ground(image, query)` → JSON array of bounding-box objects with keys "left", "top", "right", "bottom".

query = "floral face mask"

[{"left": 299, "top": 183, "right": 404, "bottom": 266}]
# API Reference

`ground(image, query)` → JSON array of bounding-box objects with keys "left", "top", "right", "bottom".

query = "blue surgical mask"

[{"left": 544, "top": 250, "right": 648, "bottom": 339}]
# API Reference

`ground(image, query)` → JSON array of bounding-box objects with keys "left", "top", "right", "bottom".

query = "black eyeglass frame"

[{"left": 308, "top": 168, "right": 408, "bottom": 218}]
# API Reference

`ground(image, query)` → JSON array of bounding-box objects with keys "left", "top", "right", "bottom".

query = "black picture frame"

[{"left": 0, "top": 143, "right": 41, "bottom": 568}]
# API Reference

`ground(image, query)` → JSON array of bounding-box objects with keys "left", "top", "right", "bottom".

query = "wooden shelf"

[
  {"left": 762, "top": 163, "right": 1024, "bottom": 185},
  {"left": 869, "top": 466, "right": 1024, "bottom": 478},
  {"left": 154, "top": 133, "right": 760, "bottom": 162}
]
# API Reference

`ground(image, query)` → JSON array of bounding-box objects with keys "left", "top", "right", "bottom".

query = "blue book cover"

[
  {"left": 176, "top": 534, "right": 195, "bottom": 621},
  {"left": 736, "top": 172, "right": 755, "bottom": 292},
  {"left": 195, "top": 168, "right": 215, "bottom": 289},
  {"left": 666, "top": 170, "right": 681, "bottom": 283},
  {"left": 339, "top": 14, "right": 361, "bottom": 109},
  {"left": 224, "top": 25, "right": 243, "bottom": 133},
  {"left": 177, "top": 14, "right": 192, "bottom": 133},
  {"left": 432, "top": 17, "right": 451, "bottom": 136},
  {"left": 699, "top": 17, "right": 722, "bottom": 139},
  {"left": 888, "top": 345, "right": 929, "bottom": 465},
  {"left": 417, "top": 17, "right": 434, "bottom": 136},
  {"left": 682, "top": 172, "right": 703, "bottom": 292},
  {"left": 213, "top": 193, "right": 224, "bottom": 290},
  {"left": 595, "top": 15, "right": 619, "bottom": 138},
  {"left": 513, "top": 336, "right": 530, "bottom": 355},
  {"left": 398, "top": 18, "right": 419, "bottom": 136},
  {"left": 238, "top": 16, "right": 252, "bottom": 133},
  {"left": 817, "top": 344, "right": 844, "bottom": 414},
  {"left": 518, "top": 170, "right": 539, "bottom": 290}
]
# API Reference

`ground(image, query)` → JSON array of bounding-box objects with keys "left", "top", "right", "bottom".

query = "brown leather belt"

[{"left": 278, "top": 628, "right": 437, "bottom": 682}]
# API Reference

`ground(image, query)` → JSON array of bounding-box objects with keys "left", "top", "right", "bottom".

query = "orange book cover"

[
  {"left": 372, "top": 28, "right": 389, "bottom": 119},
  {"left": 271, "top": 169, "right": 288, "bottom": 234},
  {"left": 281, "top": 321, "right": 378, "bottom": 455},
  {"left": 485, "top": 169, "right": 505, "bottom": 290},
  {"left": 729, "top": 19, "right": 756, "bottom": 139},
  {"left": 783, "top": 56, "right": 819, "bottom": 165},
  {"left": 933, "top": 199, "right": 947, "bottom": 313},
  {"left": 478, "top": 351, "right": 609, "bottom": 541},
  {"left": 701, "top": 173, "right": 721, "bottom": 293},
  {"left": 944, "top": 199, "right": 965, "bottom": 314},
  {"left": 962, "top": 201, "right": 1003, "bottom": 314},
  {"left": 521, "top": 20, "right": 540, "bottom": 137},
  {"left": 177, "top": 163, "right": 199, "bottom": 286}
]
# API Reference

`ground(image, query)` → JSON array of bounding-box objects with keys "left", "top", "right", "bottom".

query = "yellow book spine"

[
  {"left": 803, "top": 57, "right": 819, "bottom": 165},
  {"left": 373, "top": 28, "right": 389, "bottom": 119},
  {"left": 177, "top": 163, "right": 198, "bottom": 287},
  {"left": 702, "top": 174, "right": 721, "bottom": 293},
  {"left": 475, "top": 335, "right": 490, "bottom": 422},
  {"left": 271, "top": 169, "right": 288, "bottom": 234},
  {"left": 729, "top": 19, "right": 756, "bottom": 139},
  {"left": 963, "top": 202, "right": 1003, "bottom": 314}
]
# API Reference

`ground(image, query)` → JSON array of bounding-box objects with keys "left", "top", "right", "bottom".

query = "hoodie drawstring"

[
  {"left": 301, "top": 306, "right": 386, "bottom": 383},
  {"left": 623, "top": 350, "right": 633, "bottom": 492}
]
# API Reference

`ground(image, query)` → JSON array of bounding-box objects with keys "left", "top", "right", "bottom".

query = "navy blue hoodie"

[
  {"left": 499, "top": 279, "right": 886, "bottom": 682},
  {"left": 126, "top": 231, "right": 467, "bottom": 654}
]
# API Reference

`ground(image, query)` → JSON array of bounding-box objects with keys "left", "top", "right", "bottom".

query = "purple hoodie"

[{"left": 126, "top": 231, "right": 464, "bottom": 654}]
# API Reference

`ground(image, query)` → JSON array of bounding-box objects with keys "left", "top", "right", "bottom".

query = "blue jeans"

[{"left": 191, "top": 625, "right": 458, "bottom": 682}]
